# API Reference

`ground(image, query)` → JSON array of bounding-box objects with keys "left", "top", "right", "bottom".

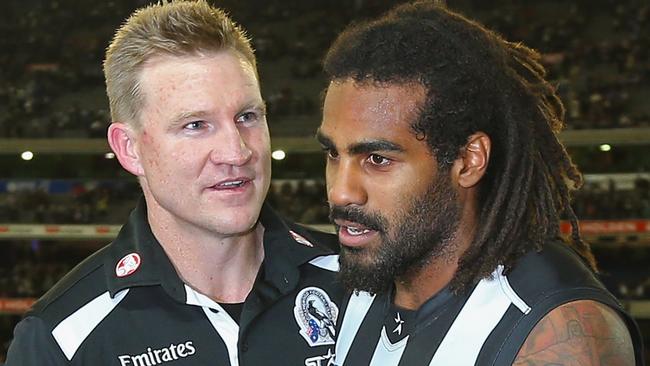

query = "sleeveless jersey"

[{"left": 334, "top": 241, "right": 644, "bottom": 365}]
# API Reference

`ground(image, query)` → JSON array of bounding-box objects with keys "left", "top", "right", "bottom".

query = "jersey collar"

[
  {"left": 258, "top": 204, "right": 337, "bottom": 295},
  {"left": 104, "top": 197, "right": 337, "bottom": 302},
  {"left": 104, "top": 197, "right": 185, "bottom": 301}
]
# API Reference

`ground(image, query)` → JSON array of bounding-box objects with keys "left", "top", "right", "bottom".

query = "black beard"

[{"left": 332, "top": 173, "right": 461, "bottom": 295}]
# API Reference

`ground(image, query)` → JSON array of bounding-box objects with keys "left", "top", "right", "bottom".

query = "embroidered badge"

[
  {"left": 294, "top": 287, "right": 339, "bottom": 346},
  {"left": 115, "top": 253, "right": 141, "bottom": 278},
  {"left": 289, "top": 230, "right": 314, "bottom": 247}
]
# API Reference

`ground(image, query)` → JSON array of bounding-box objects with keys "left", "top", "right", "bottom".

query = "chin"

[
  {"left": 340, "top": 246, "right": 378, "bottom": 270},
  {"left": 218, "top": 214, "right": 260, "bottom": 235}
]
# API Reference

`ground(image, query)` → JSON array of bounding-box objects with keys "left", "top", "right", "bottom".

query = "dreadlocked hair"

[{"left": 323, "top": 1, "right": 596, "bottom": 292}]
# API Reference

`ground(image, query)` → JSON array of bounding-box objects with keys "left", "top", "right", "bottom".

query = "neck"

[
  {"left": 393, "top": 255, "right": 458, "bottom": 310},
  {"left": 147, "top": 206, "right": 265, "bottom": 304}
]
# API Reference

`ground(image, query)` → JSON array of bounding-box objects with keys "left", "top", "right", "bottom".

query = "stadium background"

[{"left": 1, "top": 0, "right": 649, "bottom": 361}]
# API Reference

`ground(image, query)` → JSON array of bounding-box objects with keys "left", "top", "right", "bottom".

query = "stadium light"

[
  {"left": 272, "top": 149, "right": 286, "bottom": 160},
  {"left": 21, "top": 151, "right": 34, "bottom": 161},
  {"left": 599, "top": 144, "right": 611, "bottom": 152}
]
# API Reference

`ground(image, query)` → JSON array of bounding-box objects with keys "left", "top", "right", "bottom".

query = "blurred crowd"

[
  {"left": 573, "top": 176, "right": 650, "bottom": 219},
  {"left": 1, "top": 0, "right": 649, "bottom": 139},
  {"left": 1, "top": 176, "right": 649, "bottom": 225},
  {"left": 0, "top": 180, "right": 140, "bottom": 224},
  {"left": 0, "top": 244, "right": 75, "bottom": 299}
]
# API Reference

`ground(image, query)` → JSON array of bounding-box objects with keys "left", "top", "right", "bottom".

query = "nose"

[
  {"left": 209, "top": 125, "right": 253, "bottom": 166},
  {"left": 327, "top": 160, "right": 367, "bottom": 208}
]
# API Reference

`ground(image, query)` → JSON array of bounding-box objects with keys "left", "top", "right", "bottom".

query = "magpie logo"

[
  {"left": 294, "top": 287, "right": 339, "bottom": 346},
  {"left": 117, "top": 341, "right": 196, "bottom": 366}
]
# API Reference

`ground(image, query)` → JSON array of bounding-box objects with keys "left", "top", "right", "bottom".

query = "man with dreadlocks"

[{"left": 316, "top": 1, "right": 644, "bottom": 365}]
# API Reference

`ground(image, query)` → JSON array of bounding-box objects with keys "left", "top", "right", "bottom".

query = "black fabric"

[
  {"left": 5, "top": 197, "right": 344, "bottom": 366},
  {"left": 218, "top": 303, "right": 245, "bottom": 324},
  {"left": 383, "top": 304, "right": 415, "bottom": 344}
]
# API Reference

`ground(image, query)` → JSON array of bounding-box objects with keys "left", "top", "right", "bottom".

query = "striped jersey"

[{"left": 333, "top": 241, "right": 644, "bottom": 365}]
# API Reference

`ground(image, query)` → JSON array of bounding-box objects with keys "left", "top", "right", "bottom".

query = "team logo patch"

[
  {"left": 290, "top": 230, "right": 314, "bottom": 247},
  {"left": 115, "top": 253, "right": 141, "bottom": 278},
  {"left": 294, "top": 287, "right": 338, "bottom": 346}
]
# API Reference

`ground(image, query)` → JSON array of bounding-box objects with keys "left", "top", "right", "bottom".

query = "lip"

[
  {"left": 208, "top": 176, "right": 253, "bottom": 192},
  {"left": 334, "top": 219, "right": 379, "bottom": 248}
]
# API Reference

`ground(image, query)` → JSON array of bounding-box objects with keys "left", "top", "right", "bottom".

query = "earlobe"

[
  {"left": 455, "top": 132, "right": 491, "bottom": 188},
  {"left": 107, "top": 123, "right": 144, "bottom": 177}
]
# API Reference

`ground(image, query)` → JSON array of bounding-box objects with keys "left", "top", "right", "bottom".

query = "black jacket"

[{"left": 6, "top": 199, "right": 343, "bottom": 366}]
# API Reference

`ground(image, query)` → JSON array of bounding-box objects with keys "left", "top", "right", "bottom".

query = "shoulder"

[
  {"left": 6, "top": 246, "right": 112, "bottom": 365},
  {"left": 483, "top": 241, "right": 643, "bottom": 365},
  {"left": 514, "top": 300, "right": 637, "bottom": 365},
  {"left": 507, "top": 241, "right": 614, "bottom": 305},
  {"left": 28, "top": 244, "right": 111, "bottom": 326},
  {"left": 5, "top": 316, "right": 69, "bottom": 364}
]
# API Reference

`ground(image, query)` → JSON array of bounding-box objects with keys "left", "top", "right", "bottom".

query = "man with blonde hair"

[{"left": 6, "top": 1, "right": 342, "bottom": 365}]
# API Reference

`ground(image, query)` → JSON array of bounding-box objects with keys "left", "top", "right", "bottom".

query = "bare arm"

[{"left": 513, "top": 300, "right": 635, "bottom": 366}]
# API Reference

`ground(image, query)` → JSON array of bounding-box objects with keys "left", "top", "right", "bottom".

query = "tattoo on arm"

[{"left": 513, "top": 300, "right": 635, "bottom": 365}]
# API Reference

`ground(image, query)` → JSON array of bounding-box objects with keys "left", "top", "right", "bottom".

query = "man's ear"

[
  {"left": 107, "top": 122, "right": 144, "bottom": 177},
  {"left": 451, "top": 132, "right": 491, "bottom": 188}
]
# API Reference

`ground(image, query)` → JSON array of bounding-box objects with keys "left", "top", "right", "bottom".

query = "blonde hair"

[{"left": 103, "top": 0, "right": 256, "bottom": 126}]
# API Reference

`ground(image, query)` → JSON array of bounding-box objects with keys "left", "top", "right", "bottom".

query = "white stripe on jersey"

[
  {"left": 52, "top": 289, "right": 129, "bottom": 360},
  {"left": 369, "top": 327, "right": 409, "bottom": 366},
  {"left": 334, "top": 291, "right": 375, "bottom": 365},
  {"left": 309, "top": 254, "right": 340, "bottom": 272},
  {"left": 496, "top": 265, "right": 531, "bottom": 314},
  {"left": 429, "top": 266, "right": 529, "bottom": 365},
  {"left": 185, "top": 284, "right": 240, "bottom": 366}
]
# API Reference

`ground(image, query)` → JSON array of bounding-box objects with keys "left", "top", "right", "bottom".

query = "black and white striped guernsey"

[{"left": 333, "top": 241, "right": 644, "bottom": 366}]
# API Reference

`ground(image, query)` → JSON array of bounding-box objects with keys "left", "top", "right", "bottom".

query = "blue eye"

[
  {"left": 236, "top": 111, "right": 259, "bottom": 124},
  {"left": 184, "top": 121, "right": 206, "bottom": 130}
]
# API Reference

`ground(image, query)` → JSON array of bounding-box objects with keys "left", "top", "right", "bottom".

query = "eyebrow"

[
  {"left": 169, "top": 100, "right": 267, "bottom": 126},
  {"left": 170, "top": 110, "right": 211, "bottom": 126},
  {"left": 245, "top": 100, "right": 267, "bottom": 115},
  {"left": 316, "top": 129, "right": 404, "bottom": 155},
  {"left": 316, "top": 129, "right": 334, "bottom": 148}
]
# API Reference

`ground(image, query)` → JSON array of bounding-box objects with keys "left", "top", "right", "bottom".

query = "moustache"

[{"left": 329, "top": 205, "right": 386, "bottom": 233}]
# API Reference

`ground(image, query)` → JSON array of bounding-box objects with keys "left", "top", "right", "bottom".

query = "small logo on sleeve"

[
  {"left": 294, "top": 287, "right": 339, "bottom": 346},
  {"left": 290, "top": 230, "right": 314, "bottom": 247},
  {"left": 115, "top": 253, "right": 141, "bottom": 278}
]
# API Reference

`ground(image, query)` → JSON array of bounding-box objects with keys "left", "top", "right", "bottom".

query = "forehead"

[
  {"left": 137, "top": 51, "right": 260, "bottom": 116},
  {"left": 321, "top": 80, "right": 426, "bottom": 141},
  {"left": 140, "top": 51, "right": 259, "bottom": 90}
]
